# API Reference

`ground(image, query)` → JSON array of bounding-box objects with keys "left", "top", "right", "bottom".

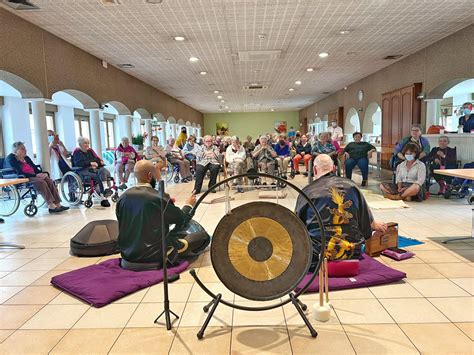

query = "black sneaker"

[
  {"left": 101, "top": 200, "right": 111, "bottom": 207},
  {"left": 282, "top": 175, "right": 288, "bottom": 180},
  {"left": 59, "top": 206, "right": 70, "bottom": 211},
  {"left": 294, "top": 171, "right": 300, "bottom": 175},
  {"left": 303, "top": 172, "right": 308, "bottom": 177},
  {"left": 237, "top": 187, "right": 244, "bottom": 193},
  {"left": 361, "top": 180, "right": 368, "bottom": 187},
  {"left": 103, "top": 188, "right": 113, "bottom": 198},
  {"left": 48, "top": 207, "right": 62, "bottom": 214},
  {"left": 118, "top": 183, "right": 127, "bottom": 190},
  {"left": 181, "top": 178, "right": 189, "bottom": 183}
]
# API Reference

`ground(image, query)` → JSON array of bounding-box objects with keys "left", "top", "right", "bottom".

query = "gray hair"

[
  {"left": 439, "top": 135, "right": 450, "bottom": 144},
  {"left": 121, "top": 137, "right": 129, "bottom": 143},
  {"left": 319, "top": 131, "right": 330, "bottom": 140},
  {"left": 259, "top": 135, "right": 268, "bottom": 142},
  {"left": 231, "top": 136, "right": 239, "bottom": 143},
  {"left": 411, "top": 124, "right": 423, "bottom": 131},
  {"left": 77, "top": 136, "right": 89, "bottom": 146},
  {"left": 12, "top": 141, "right": 25, "bottom": 153}
]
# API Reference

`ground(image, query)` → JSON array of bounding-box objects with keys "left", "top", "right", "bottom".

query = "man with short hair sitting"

[
  {"left": 116, "top": 160, "right": 197, "bottom": 271},
  {"left": 295, "top": 154, "right": 387, "bottom": 271}
]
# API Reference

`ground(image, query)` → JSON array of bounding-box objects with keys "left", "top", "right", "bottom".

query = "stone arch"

[
  {"left": 51, "top": 89, "right": 99, "bottom": 109},
  {"left": 0, "top": 70, "right": 43, "bottom": 99}
]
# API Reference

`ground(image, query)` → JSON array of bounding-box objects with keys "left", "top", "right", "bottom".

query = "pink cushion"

[{"left": 327, "top": 260, "right": 359, "bottom": 277}]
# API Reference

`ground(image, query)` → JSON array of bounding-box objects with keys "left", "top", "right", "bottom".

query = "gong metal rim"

[{"left": 189, "top": 172, "right": 326, "bottom": 311}]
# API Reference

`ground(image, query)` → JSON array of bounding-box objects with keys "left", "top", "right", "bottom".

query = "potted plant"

[{"left": 132, "top": 134, "right": 144, "bottom": 151}]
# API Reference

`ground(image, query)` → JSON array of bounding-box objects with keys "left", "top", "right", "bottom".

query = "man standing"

[
  {"left": 328, "top": 119, "right": 344, "bottom": 143},
  {"left": 193, "top": 135, "right": 220, "bottom": 194}
]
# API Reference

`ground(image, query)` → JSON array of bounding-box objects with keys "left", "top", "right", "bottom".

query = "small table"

[
  {"left": 434, "top": 169, "right": 474, "bottom": 243},
  {"left": 0, "top": 178, "right": 29, "bottom": 249}
]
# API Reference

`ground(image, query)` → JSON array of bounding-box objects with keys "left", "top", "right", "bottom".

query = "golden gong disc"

[{"left": 211, "top": 201, "right": 312, "bottom": 301}]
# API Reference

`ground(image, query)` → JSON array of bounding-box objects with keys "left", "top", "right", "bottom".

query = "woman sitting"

[
  {"left": 428, "top": 135, "right": 457, "bottom": 195},
  {"left": 72, "top": 137, "right": 111, "bottom": 207},
  {"left": 380, "top": 143, "right": 426, "bottom": 201},
  {"left": 273, "top": 134, "right": 291, "bottom": 179},
  {"left": 226, "top": 136, "right": 246, "bottom": 192},
  {"left": 344, "top": 132, "right": 376, "bottom": 187},
  {"left": 5, "top": 142, "right": 69, "bottom": 214},
  {"left": 312, "top": 132, "right": 337, "bottom": 158},
  {"left": 115, "top": 137, "right": 140, "bottom": 190},
  {"left": 182, "top": 135, "right": 200, "bottom": 168},
  {"left": 252, "top": 135, "right": 277, "bottom": 185},
  {"left": 145, "top": 135, "right": 166, "bottom": 179},
  {"left": 166, "top": 137, "right": 192, "bottom": 183}
]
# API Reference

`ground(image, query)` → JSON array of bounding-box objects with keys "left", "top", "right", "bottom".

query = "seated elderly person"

[
  {"left": 381, "top": 143, "right": 426, "bottom": 201},
  {"left": 273, "top": 134, "right": 291, "bottom": 179},
  {"left": 116, "top": 160, "right": 209, "bottom": 271},
  {"left": 166, "top": 137, "right": 192, "bottom": 183},
  {"left": 225, "top": 136, "right": 246, "bottom": 193},
  {"left": 115, "top": 137, "right": 140, "bottom": 190},
  {"left": 394, "top": 124, "right": 430, "bottom": 163},
  {"left": 5, "top": 142, "right": 69, "bottom": 214},
  {"left": 293, "top": 134, "right": 312, "bottom": 176},
  {"left": 428, "top": 135, "right": 457, "bottom": 195},
  {"left": 72, "top": 137, "right": 112, "bottom": 207},
  {"left": 295, "top": 154, "right": 387, "bottom": 271},
  {"left": 194, "top": 135, "right": 220, "bottom": 194},
  {"left": 344, "top": 132, "right": 376, "bottom": 187},
  {"left": 182, "top": 135, "right": 200, "bottom": 169},
  {"left": 144, "top": 135, "right": 166, "bottom": 179},
  {"left": 252, "top": 135, "right": 277, "bottom": 185},
  {"left": 312, "top": 132, "right": 337, "bottom": 158}
]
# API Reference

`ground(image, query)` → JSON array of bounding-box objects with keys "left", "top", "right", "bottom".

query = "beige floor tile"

[
  {"left": 17, "top": 258, "right": 66, "bottom": 272},
  {"left": 179, "top": 301, "right": 233, "bottom": 327},
  {"left": 171, "top": 327, "right": 231, "bottom": 354},
  {"left": 0, "top": 330, "right": 14, "bottom": 344},
  {"left": 0, "top": 305, "right": 42, "bottom": 329},
  {"left": 283, "top": 302, "right": 340, "bottom": 326},
  {"left": 0, "top": 270, "right": 48, "bottom": 286},
  {"left": 30, "top": 270, "right": 67, "bottom": 286},
  {"left": 369, "top": 281, "right": 423, "bottom": 298},
  {"left": 331, "top": 299, "right": 394, "bottom": 324},
  {"left": 389, "top": 263, "right": 444, "bottom": 279},
  {"left": 231, "top": 326, "right": 291, "bottom": 354},
  {"left": 53, "top": 257, "right": 102, "bottom": 270},
  {"left": 109, "top": 327, "right": 176, "bottom": 354},
  {"left": 20, "top": 304, "right": 89, "bottom": 329},
  {"left": 188, "top": 282, "right": 235, "bottom": 302},
  {"left": 73, "top": 303, "right": 138, "bottom": 329},
  {"left": 344, "top": 324, "right": 419, "bottom": 354},
  {"left": 455, "top": 322, "right": 474, "bottom": 341},
  {"left": 429, "top": 263, "right": 474, "bottom": 278},
  {"left": 400, "top": 323, "right": 473, "bottom": 354},
  {"left": 450, "top": 277, "right": 474, "bottom": 295},
  {"left": 196, "top": 266, "right": 222, "bottom": 283},
  {"left": 299, "top": 287, "right": 374, "bottom": 301},
  {"left": 5, "top": 249, "right": 49, "bottom": 259},
  {"left": 50, "top": 328, "right": 121, "bottom": 354},
  {"left": 408, "top": 278, "right": 470, "bottom": 297},
  {"left": 0, "top": 286, "right": 24, "bottom": 303},
  {"left": 379, "top": 298, "right": 449, "bottom": 323},
  {"left": 415, "top": 250, "right": 464, "bottom": 263},
  {"left": 288, "top": 325, "right": 354, "bottom": 354},
  {"left": 0, "top": 259, "right": 32, "bottom": 272},
  {"left": 126, "top": 302, "right": 186, "bottom": 328},
  {"left": 49, "top": 292, "right": 86, "bottom": 305},
  {"left": 5, "top": 285, "right": 60, "bottom": 305},
  {"left": 233, "top": 302, "right": 285, "bottom": 326},
  {"left": 142, "top": 283, "right": 193, "bottom": 303},
  {"left": 0, "top": 329, "right": 67, "bottom": 354},
  {"left": 0, "top": 272, "right": 9, "bottom": 278},
  {"left": 429, "top": 297, "right": 474, "bottom": 322},
  {"left": 37, "top": 248, "right": 71, "bottom": 259}
]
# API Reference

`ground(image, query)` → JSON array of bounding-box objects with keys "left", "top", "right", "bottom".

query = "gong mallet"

[
  {"left": 312, "top": 258, "right": 330, "bottom": 322},
  {"left": 324, "top": 258, "right": 330, "bottom": 307}
]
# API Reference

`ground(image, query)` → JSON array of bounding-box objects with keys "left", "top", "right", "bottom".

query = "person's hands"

[
  {"left": 436, "top": 151, "right": 445, "bottom": 158},
  {"left": 124, "top": 152, "right": 130, "bottom": 157},
  {"left": 371, "top": 220, "right": 388, "bottom": 234},
  {"left": 397, "top": 186, "right": 406, "bottom": 193},
  {"left": 434, "top": 158, "right": 441, "bottom": 165},
  {"left": 344, "top": 152, "right": 350, "bottom": 159},
  {"left": 300, "top": 152, "right": 304, "bottom": 157},
  {"left": 186, "top": 193, "right": 197, "bottom": 206}
]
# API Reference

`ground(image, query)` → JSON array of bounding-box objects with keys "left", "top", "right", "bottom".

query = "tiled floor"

[{"left": 0, "top": 172, "right": 473, "bottom": 354}]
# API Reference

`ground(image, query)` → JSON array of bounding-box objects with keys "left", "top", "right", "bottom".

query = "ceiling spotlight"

[
  {"left": 250, "top": 83, "right": 259, "bottom": 86},
  {"left": 213, "top": 90, "right": 220, "bottom": 94},
  {"left": 189, "top": 57, "right": 199, "bottom": 62},
  {"left": 289, "top": 88, "right": 295, "bottom": 92},
  {"left": 221, "top": 100, "right": 225, "bottom": 103},
  {"left": 117, "top": 63, "right": 135, "bottom": 69},
  {"left": 295, "top": 80, "right": 302, "bottom": 85},
  {"left": 270, "top": 109, "right": 274, "bottom": 112},
  {"left": 199, "top": 71, "right": 207, "bottom": 75},
  {"left": 319, "top": 52, "right": 329, "bottom": 58},
  {"left": 217, "top": 95, "right": 223, "bottom": 99},
  {"left": 146, "top": 0, "right": 163, "bottom": 3},
  {"left": 228, "top": 110, "right": 232, "bottom": 113},
  {"left": 258, "top": 34, "right": 266, "bottom": 39},
  {"left": 174, "top": 36, "right": 185, "bottom": 41},
  {"left": 339, "top": 30, "right": 350, "bottom": 35},
  {"left": 306, "top": 67, "right": 314, "bottom": 72},
  {"left": 225, "top": 106, "right": 229, "bottom": 109}
]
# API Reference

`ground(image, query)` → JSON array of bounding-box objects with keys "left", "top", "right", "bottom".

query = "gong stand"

[
  {"left": 154, "top": 180, "right": 180, "bottom": 330},
  {"left": 189, "top": 173, "right": 326, "bottom": 340}
]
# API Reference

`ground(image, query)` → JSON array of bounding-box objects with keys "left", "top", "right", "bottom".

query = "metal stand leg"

[
  {"left": 197, "top": 293, "right": 222, "bottom": 340},
  {"left": 290, "top": 293, "right": 317, "bottom": 338},
  {"left": 0, "top": 243, "right": 25, "bottom": 249}
]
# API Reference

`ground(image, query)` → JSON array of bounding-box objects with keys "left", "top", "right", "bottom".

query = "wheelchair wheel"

[
  {"left": 24, "top": 203, "right": 38, "bottom": 217},
  {"left": 0, "top": 185, "right": 20, "bottom": 217},
  {"left": 165, "top": 162, "right": 174, "bottom": 183},
  {"left": 84, "top": 199, "right": 93, "bottom": 208},
  {"left": 60, "top": 172, "right": 84, "bottom": 206},
  {"left": 469, "top": 195, "right": 474, "bottom": 205},
  {"left": 277, "top": 180, "right": 287, "bottom": 189},
  {"left": 111, "top": 194, "right": 119, "bottom": 203},
  {"left": 174, "top": 175, "right": 180, "bottom": 184}
]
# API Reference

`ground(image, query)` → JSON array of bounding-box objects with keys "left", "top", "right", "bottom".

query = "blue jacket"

[{"left": 273, "top": 143, "right": 290, "bottom": 157}]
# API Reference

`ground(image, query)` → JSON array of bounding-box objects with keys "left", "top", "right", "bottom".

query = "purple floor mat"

[
  {"left": 296, "top": 254, "right": 406, "bottom": 293},
  {"left": 51, "top": 258, "right": 190, "bottom": 307}
]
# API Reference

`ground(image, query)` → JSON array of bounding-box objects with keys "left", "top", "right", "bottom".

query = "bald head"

[
  {"left": 314, "top": 154, "right": 334, "bottom": 179},
  {"left": 134, "top": 160, "right": 159, "bottom": 184}
]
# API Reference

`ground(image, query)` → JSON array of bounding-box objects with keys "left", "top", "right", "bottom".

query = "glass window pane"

[
  {"left": 107, "top": 121, "right": 115, "bottom": 148},
  {"left": 81, "top": 120, "right": 90, "bottom": 140},
  {"left": 46, "top": 115, "right": 55, "bottom": 132},
  {"left": 74, "top": 119, "right": 81, "bottom": 140},
  {"left": 29, "top": 114, "right": 37, "bottom": 155}
]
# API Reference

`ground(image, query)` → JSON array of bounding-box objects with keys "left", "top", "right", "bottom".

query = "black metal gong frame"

[{"left": 188, "top": 172, "right": 326, "bottom": 339}]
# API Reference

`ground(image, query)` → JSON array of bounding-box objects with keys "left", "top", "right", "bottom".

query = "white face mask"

[
  {"left": 405, "top": 154, "right": 415, "bottom": 161},
  {"left": 331, "top": 122, "right": 337, "bottom": 128}
]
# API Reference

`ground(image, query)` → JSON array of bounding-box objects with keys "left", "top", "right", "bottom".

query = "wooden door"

[
  {"left": 390, "top": 91, "right": 401, "bottom": 145},
  {"left": 381, "top": 93, "right": 391, "bottom": 147},
  {"left": 400, "top": 86, "right": 414, "bottom": 138},
  {"left": 301, "top": 117, "right": 308, "bottom": 134}
]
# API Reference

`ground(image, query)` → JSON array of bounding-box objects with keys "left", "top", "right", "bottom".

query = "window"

[
  {"left": 74, "top": 115, "right": 91, "bottom": 141},
  {"left": 28, "top": 112, "right": 56, "bottom": 155},
  {"left": 102, "top": 119, "right": 115, "bottom": 149}
]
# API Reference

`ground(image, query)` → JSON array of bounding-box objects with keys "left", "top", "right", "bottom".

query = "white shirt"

[
  {"left": 225, "top": 145, "right": 246, "bottom": 163},
  {"left": 328, "top": 126, "right": 344, "bottom": 141}
]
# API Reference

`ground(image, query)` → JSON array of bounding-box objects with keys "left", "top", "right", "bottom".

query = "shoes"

[
  {"left": 59, "top": 205, "right": 70, "bottom": 211},
  {"left": 48, "top": 207, "right": 63, "bottom": 214},
  {"left": 282, "top": 175, "right": 288, "bottom": 180},
  {"left": 101, "top": 199, "right": 111, "bottom": 207},
  {"left": 303, "top": 172, "right": 308, "bottom": 177},
  {"left": 271, "top": 182, "right": 276, "bottom": 186},
  {"left": 118, "top": 183, "right": 127, "bottom": 190},
  {"left": 262, "top": 182, "right": 267, "bottom": 185},
  {"left": 294, "top": 171, "right": 300, "bottom": 175},
  {"left": 181, "top": 179, "right": 189, "bottom": 183},
  {"left": 237, "top": 187, "right": 244, "bottom": 193},
  {"left": 103, "top": 188, "right": 113, "bottom": 197},
  {"left": 361, "top": 180, "right": 368, "bottom": 187},
  {"left": 0, "top": 218, "right": 4, "bottom": 224}
]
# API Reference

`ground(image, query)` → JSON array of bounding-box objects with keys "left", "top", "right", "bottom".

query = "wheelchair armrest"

[
  {"left": 0, "top": 167, "right": 16, "bottom": 176},
  {"left": 70, "top": 167, "right": 83, "bottom": 172}
]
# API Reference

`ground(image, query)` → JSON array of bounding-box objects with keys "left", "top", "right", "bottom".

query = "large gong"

[{"left": 211, "top": 201, "right": 312, "bottom": 301}]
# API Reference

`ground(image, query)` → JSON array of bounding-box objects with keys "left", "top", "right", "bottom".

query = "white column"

[
  {"left": 132, "top": 116, "right": 141, "bottom": 137},
  {"left": 55, "top": 106, "right": 76, "bottom": 151},
  {"left": 99, "top": 111, "right": 107, "bottom": 150},
  {"left": 30, "top": 100, "right": 51, "bottom": 173},
  {"left": 2, "top": 96, "right": 31, "bottom": 155},
  {"left": 425, "top": 99, "right": 441, "bottom": 132},
  {"left": 88, "top": 109, "right": 102, "bottom": 155},
  {"left": 117, "top": 115, "right": 132, "bottom": 141},
  {"left": 160, "top": 122, "right": 167, "bottom": 144},
  {"left": 144, "top": 119, "right": 152, "bottom": 147}
]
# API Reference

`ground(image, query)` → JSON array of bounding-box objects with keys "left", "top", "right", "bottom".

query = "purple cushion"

[
  {"left": 51, "top": 258, "right": 190, "bottom": 307},
  {"left": 296, "top": 254, "right": 406, "bottom": 293}
]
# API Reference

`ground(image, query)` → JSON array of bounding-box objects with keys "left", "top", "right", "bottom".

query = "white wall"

[
  {"left": 2, "top": 96, "right": 32, "bottom": 156},
  {"left": 55, "top": 105, "right": 76, "bottom": 151}
]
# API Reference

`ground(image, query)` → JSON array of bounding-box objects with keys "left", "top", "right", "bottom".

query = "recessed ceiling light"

[
  {"left": 225, "top": 106, "right": 229, "bottom": 109},
  {"left": 217, "top": 95, "right": 223, "bottom": 99},
  {"left": 258, "top": 34, "right": 266, "bottom": 39},
  {"left": 221, "top": 100, "right": 225, "bottom": 103},
  {"left": 199, "top": 71, "right": 207, "bottom": 75},
  {"left": 339, "top": 30, "right": 350, "bottom": 35},
  {"left": 146, "top": 0, "right": 163, "bottom": 3},
  {"left": 117, "top": 63, "right": 135, "bottom": 69},
  {"left": 289, "top": 88, "right": 295, "bottom": 92},
  {"left": 213, "top": 90, "right": 219, "bottom": 94},
  {"left": 250, "top": 83, "right": 259, "bottom": 86},
  {"left": 295, "top": 80, "right": 302, "bottom": 85},
  {"left": 174, "top": 36, "right": 185, "bottom": 41},
  {"left": 319, "top": 52, "right": 329, "bottom": 58},
  {"left": 189, "top": 57, "right": 199, "bottom": 62},
  {"left": 270, "top": 109, "right": 274, "bottom": 112},
  {"left": 305, "top": 67, "right": 314, "bottom": 72}
]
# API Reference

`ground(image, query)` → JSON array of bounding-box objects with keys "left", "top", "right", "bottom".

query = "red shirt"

[{"left": 20, "top": 161, "right": 35, "bottom": 175}]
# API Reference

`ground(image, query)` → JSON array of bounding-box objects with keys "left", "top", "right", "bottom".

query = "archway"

[
  {"left": 102, "top": 101, "right": 132, "bottom": 145},
  {"left": 344, "top": 108, "right": 361, "bottom": 142},
  {"left": 362, "top": 102, "right": 382, "bottom": 143},
  {"left": 167, "top": 116, "right": 177, "bottom": 142},
  {"left": 151, "top": 113, "right": 166, "bottom": 144}
]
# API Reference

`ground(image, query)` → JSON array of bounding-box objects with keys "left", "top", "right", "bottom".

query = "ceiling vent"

[
  {"left": 117, "top": 63, "right": 134, "bottom": 69},
  {"left": 238, "top": 50, "right": 281, "bottom": 62},
  {"left": 2, "top": 0, "right": 39, "bottom": 10},
  {"left": 100, "top": 0, "right": 121, "bottom": 4},
  {"left": 383, "top": 55, "right": 403, "bottom": 60},
  {"left": 243, "top": 85, "right": 268, "bottom": 90}
]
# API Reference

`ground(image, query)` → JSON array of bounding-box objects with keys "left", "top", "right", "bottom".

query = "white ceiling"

[{"left": 4, "top": 0, "right": 474, "bottom": 113}]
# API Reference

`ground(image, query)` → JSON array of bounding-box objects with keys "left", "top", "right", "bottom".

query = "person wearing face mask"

[
  {"left": 380, "top": 143, "right": 426, "bottom": 201},
  {"left": 328, "top": 120, "right": 344, "bottom": 142},
  {"left": 273, "top": 134, "right": 291, "bottom": 179},
  {"left": 459, "top": 102, "right": 474, "bottom": 133},
  {"left": 394, "top": 124, "right": 430, "bottom": 163},
  {"left": 116, "top": 160, "right": 198, "bottom": 271},
  {"left": 428, "top": 136, "right": 457, "bottom": 195}
]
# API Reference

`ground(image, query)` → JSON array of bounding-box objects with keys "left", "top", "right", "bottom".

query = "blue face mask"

[
  {"left": 464, "top": 108, "right": 471, "bottom": 116},
  {"left": 405, "top": 154, "right": 415, "bottom": 161},
  {"left": 47, "top": 135, "right": 54, "bottom": 143}
]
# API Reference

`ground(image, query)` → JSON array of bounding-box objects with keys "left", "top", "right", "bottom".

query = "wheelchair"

[
  {"left": 60, "top": 167, "right": 119, "bottom": 208},
  {"left": 250, "top": 158, "right": 286, "bottom": 189},
  {"left": 0, "top": 158, "right": 46, "bottom": 217},
  {"left": 165, "top": 160, "right": 181, "bottom": 184}
]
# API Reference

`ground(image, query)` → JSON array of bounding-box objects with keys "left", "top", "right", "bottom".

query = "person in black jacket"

[
  {"left": 71, "top": 137, "right": 111, "bottom": 207},
  {"left": 5, "top": 142, "right": 68, "bottom": 214},
  {"left": 116, "top": 160, "right": 198, "bottom": 271}
]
